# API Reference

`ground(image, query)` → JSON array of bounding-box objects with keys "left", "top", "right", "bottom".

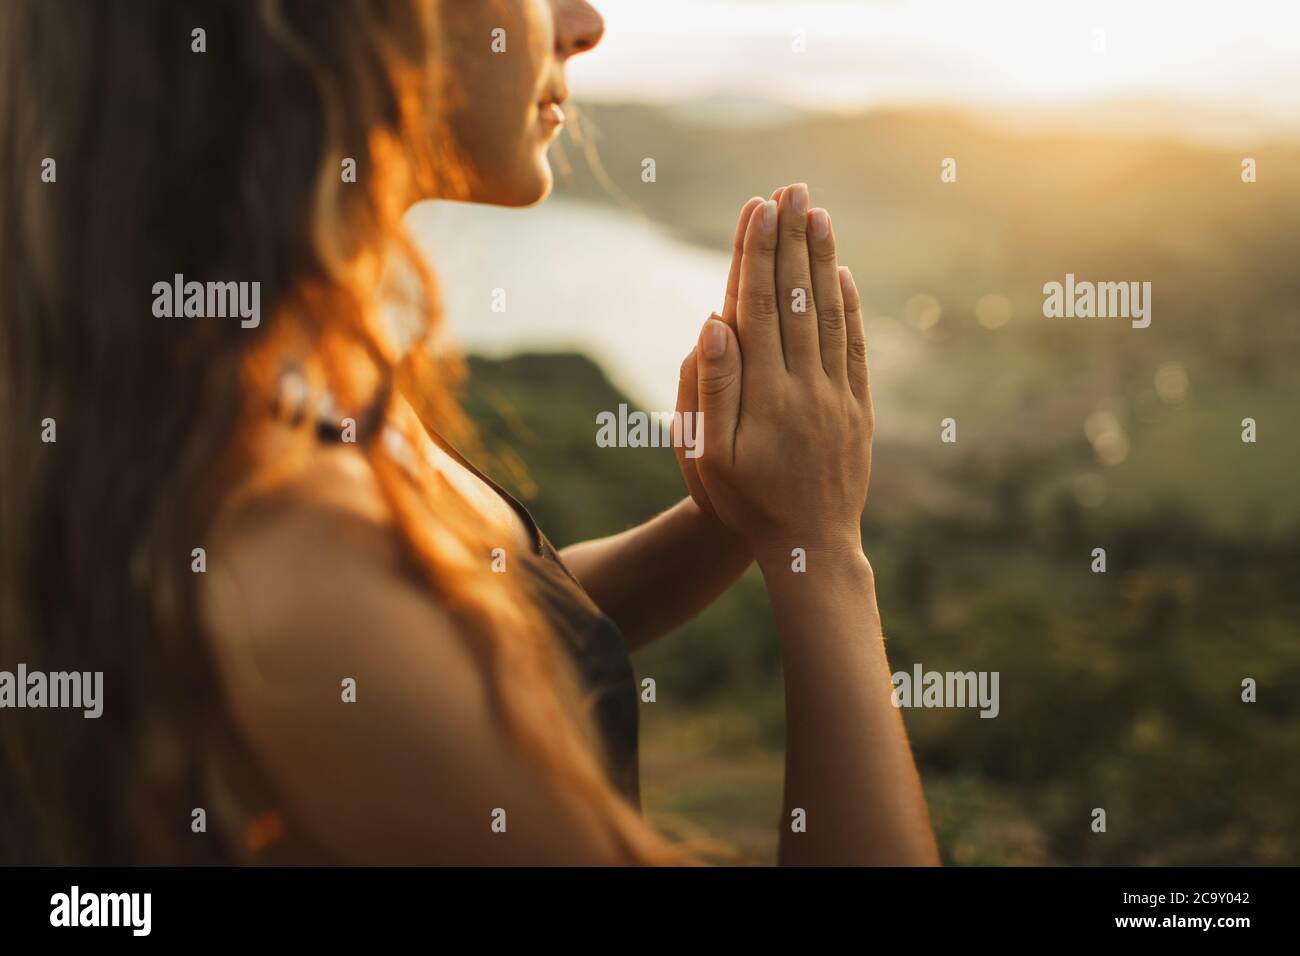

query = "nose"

[{"left": 553, "top": 0, "right": 605, "bottom": 59}]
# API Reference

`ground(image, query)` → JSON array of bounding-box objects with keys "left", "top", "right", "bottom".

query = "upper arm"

[{"left": 200, "top": 492, "right": 626, "bottom": 865}]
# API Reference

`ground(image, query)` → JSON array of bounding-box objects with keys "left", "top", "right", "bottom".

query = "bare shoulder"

[
  {"left": 199, "top": 443, "right": 473, "bottom": 706},
  {"left": 197, "top": 445, "right": 622, "bottom": 864},
  {"left": 208, "top": 443, "right": 397, "bottom": 580}
]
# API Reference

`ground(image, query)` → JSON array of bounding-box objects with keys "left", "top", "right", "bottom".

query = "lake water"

[{"left": 407, "top": 197, "right": 731, "bottom": 412}]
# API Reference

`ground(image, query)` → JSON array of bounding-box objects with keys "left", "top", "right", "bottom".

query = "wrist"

[
  {"left": 756, "top": 541, "right": 872, "bottom": 582},
  {"left": 752, "top": 526, "right": 866, "bottom": 574}
]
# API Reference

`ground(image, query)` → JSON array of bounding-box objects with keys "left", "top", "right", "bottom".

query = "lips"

[
  {"left": 539, "top": 76, "right": 569, "bottom": 121},
  {"left": 539, "top": 101, "right": 566, "bottom": 127}
]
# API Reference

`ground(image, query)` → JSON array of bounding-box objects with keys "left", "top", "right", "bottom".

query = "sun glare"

[{"left": 570, "top": 0, "right": 1300, "bottom": 122}]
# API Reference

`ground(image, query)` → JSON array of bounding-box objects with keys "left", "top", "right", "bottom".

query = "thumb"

[{"left": 696, "top": 313, "right": 741, "bottom": 466}]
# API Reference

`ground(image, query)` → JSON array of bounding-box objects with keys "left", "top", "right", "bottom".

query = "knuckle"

[
  {"left": 746, "top": 290, "right": 780, "bottom": 320},
  {"left": 812, "top": 246, "right": 839, "bottom": 267},
  {"left": 788, "top": 292, "right": 816, "bottom": 318},
  {"left": 819, "top": 302, "right": 847, "bottom": 329},
  {"left": 746, "top": 228, "right": 778, "bottom": 254},
  {"left": 848, "top": 337, "right": 868, "bottom": 364},
  {"left": 697, "top": 368, "right": 738, "bottom": 397}
]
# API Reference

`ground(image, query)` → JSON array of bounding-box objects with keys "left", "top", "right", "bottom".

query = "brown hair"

[{"left": 0, "top": 0, "right": 685, "bottom": 864}]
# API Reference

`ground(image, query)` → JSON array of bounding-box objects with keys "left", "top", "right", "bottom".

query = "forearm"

[
  {"left": 559, "top": 497, "right": 752, "bottom": 650},
  {"left": 760, "top": 548, "right": 940, "bottom": 866}
]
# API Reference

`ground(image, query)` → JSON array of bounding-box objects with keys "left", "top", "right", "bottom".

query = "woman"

[{"left": 0, "top": 0, "right": 938, "bottom": 865}]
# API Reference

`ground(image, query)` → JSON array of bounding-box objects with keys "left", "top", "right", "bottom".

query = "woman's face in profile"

[{"left": 439, "top": 0, "right": 605, "bottom": 207}]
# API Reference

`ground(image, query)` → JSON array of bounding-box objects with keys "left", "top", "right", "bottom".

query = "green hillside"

[{"left": 464, "top": 351, "right": 1300, "bottom": 865}]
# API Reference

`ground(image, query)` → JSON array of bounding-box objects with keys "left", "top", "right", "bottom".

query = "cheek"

[
  {"left": 523, "top": 0, "right": 554, "bottom": 68},
  {"left": 472, "top": 79, "right": 552, "bottom": 199},
  {"left": 437, "top": 2, "right": 555, "bottom": 204},
  {"left": 454, "top": 83, "right": 548, "bottom": 204}
]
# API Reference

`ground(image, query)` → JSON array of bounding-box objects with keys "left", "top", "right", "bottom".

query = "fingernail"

[
  {"left": 702, "top": 319, "right": 728, "bottom": 359},
  {"left": 791, "top": 183, "right": 809, "bottom": 216},
  {"left": 761, "top": 200, "right": 777, "bottom": 232},
  {"left": 811, "top": 208, "right": 830, "bottom": 240}
]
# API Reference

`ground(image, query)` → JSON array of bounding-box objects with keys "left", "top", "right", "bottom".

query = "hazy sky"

[{"left": 568, "top": 0, "right": 1300, "bottom": 124}]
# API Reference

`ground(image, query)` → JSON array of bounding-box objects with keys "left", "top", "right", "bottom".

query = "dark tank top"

[{"left": 430, "top": 435, "right": 642, "bottom": 806}]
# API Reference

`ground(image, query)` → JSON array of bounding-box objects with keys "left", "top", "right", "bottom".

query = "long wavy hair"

[{"left": 0, "top": 0, "right": 684, "bottom": 864}]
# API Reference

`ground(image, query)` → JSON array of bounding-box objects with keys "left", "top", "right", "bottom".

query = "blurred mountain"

[
  {"left": 969, "top": 94, "right": 1300, "bottom": 149},
  {"left": 561, "top": 101, "right": 1300, "bottom": 336}
]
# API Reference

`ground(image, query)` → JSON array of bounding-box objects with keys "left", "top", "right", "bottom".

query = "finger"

[
  {"left": 737, "top": 198, "right": 783, "bottom": 377},
  {"left": 808, "top": 208, "right": 847, "bottom": 381},
  {"left": 696, "top": 315, "right": 742, "bottom": 465},
  {"left": 775, "top": 183, "right": 820, "bottom": 375},
  {"left": 722, "top": 197, "right": 764, "bottom": 329},
  {"left": 676, "top": 344, "right": 699, "bottom": 430},
  {"left": 674, "top": 344, "right": 712, "bottom": 510},
  {"left": 770, "top": 185, "right": 787, "bottom": 203},
  {"left": 841, "top": 267, "right": 870, "bottom": 401}
]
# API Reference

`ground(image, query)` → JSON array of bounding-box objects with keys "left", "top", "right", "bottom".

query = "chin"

[
  {"left": 469, "top": 151, "right": 554, "bottom": 208},
  {"left": 506, "top": 156, "right": 555, "bottom": 208}
]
